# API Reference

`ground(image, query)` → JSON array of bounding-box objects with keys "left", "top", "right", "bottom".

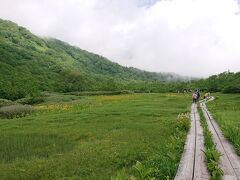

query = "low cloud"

[{"left": 0, "top": 0, "right": 240, "bottom": 77}]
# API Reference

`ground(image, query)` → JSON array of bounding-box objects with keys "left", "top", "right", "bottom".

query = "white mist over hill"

[{"left": 0, "top": 0, "right": 240, "bottom": 77}]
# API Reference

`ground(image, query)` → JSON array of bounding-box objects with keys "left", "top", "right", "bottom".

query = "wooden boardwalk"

[
  {"left": 174, "top": 104, "right": 209, "bottom": 180},
  {"left": 200, "top": 98, "right": 240, "bottom": 180}
]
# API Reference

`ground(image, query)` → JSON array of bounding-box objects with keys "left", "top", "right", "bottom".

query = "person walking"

[
  {"left": 203, "top": 92, "right": 210, "bottom": 99},
  {"left": 204, "top": 92, "right": 208, "bottom": 99},
  {"left": 192, "top": 92, "right": 197, "bottom": 103},
  {"left": 196, "top": 89, "right": 200, "bottom": 102}
]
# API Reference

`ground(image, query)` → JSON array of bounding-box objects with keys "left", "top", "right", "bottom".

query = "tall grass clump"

[
  {"left": 198, "top": 106, "right": 223, "bottom": 180},
  {"left": 0, "top": 104, "right": 35, "bottom": 119}
]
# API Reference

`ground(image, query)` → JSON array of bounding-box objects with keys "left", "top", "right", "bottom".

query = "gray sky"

[{"left": 0, "top": 0, "right": 240, "bottom": 77}]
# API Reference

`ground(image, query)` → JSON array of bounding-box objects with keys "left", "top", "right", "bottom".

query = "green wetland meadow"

[
  {"left": 0, "top": 93, "right": 191, "bottom": 179},
  {"left": 0, "top": 18, "right": 239, "bottom": 180},
  {"left": 0, "top": 92, "right": 239, "bottom": 180}
]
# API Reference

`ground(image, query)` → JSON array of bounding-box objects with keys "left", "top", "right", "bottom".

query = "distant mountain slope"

[{"left": 0, "top": 19, "right": 189, "bottom": 100}]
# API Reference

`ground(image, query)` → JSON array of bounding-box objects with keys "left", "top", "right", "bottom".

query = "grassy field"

[
  {"left": 0, "top": 93, "right": 191, "bottom": 179},
  {"left": 207, "top": 93, "right": 240, "bottom": 155}
]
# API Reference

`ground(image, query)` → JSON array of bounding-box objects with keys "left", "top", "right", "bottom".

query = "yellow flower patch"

[{"left": 35, "top": 104, "right": 73, "bottom": 111}]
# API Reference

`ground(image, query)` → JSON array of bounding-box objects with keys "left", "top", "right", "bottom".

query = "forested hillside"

[
  {"left": 0, "top": 19, "right": 239, "bottom": 101},
  {"left": 0, "top": 19, "right": 189, "bottom": 100}
]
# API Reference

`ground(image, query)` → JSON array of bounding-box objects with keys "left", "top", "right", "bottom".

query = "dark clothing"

[
  {"left": 196, "top": 91, "right": 200, "bottom": 101},
  {"left": 193, "top": 98, "right": 197, "bottom": 103}
]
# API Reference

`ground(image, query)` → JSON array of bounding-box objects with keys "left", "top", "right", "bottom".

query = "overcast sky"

[{"left": 0, "top": 0, "right": 240, "bottom": 77}]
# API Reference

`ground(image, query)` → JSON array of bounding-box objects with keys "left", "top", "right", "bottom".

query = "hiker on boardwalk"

[
  {"left": 196, "top": 89, "right": 200, "bottom": 102},
  {"left": 192, "top": 92, "right": 198, "bottom": 103},
  {"left": 203, "top": 92, "right": 209, "bottom": 99}
]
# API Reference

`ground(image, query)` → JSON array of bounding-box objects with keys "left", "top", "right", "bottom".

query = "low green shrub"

[
  {"left": 222, "top": 86, "right": 240, "bottom": 94},
  {"left": 16, "top": 96, "right": 45, "bottom": 105},
  {"left": 0, "top": 98, "right": 16, "bottom": 107},
  {"left": 0, "top": 104, "right": 35, "bottom": 119},
  {"left": 68, "top": 90, "right": 133, "bottom": 96}
]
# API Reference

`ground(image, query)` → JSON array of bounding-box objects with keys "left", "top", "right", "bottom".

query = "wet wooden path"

[
  {"left": 174, "top": 103, "right": 209, "bottom": 180},
  {"left": 175, "top": 96, "right": 240, "bottom": 180},
  {"left": 201, "top": 97, "right": 240, "bottom": 180}
]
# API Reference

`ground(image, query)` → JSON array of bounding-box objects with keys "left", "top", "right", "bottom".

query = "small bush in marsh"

[
  {"left": 0, "top": 104, "right": 35, "bottom": 119},
  {"left": 176, "top": 113, "right": 190, "bottom": 131}
]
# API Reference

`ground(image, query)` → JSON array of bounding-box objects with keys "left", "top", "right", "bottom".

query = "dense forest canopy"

[{"left": 0, "top": 19, "right": 239, "bottom": 100}]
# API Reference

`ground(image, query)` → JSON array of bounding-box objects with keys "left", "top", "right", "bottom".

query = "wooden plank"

[
  {"left": 175, "top": 104, "right": 196, "bottom": 180},
  {"left": 175, "top": 104, "right": 209, "bottom": 180},
  {"left": 194, "top": 108, "right": 209, "bottom": 179},
  {"left": 201, "top": 98, "right": 240, "bottom": 180}
]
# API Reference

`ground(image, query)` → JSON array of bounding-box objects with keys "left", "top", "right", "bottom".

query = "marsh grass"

[
  {"left": 0, "top": 134, "right": 74, "bottom": 163},
  {"left": 0, "top": 93, "right": 190, "bottom": 179},
  {"left": 112, "top": 111, "right": 190, "bottom": 179}
]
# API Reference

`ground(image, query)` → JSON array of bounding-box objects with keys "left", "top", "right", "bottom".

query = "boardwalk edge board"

[{"left": 200, "top": 97, "right": 240, "bottom": 180}]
